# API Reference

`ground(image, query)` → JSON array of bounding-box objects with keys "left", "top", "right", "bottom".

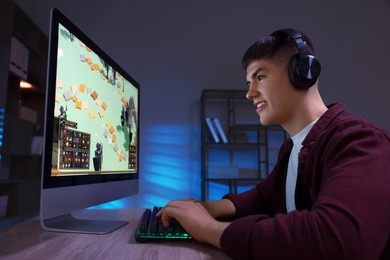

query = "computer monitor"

[{"left": 40, "top": 8, "right": 140, "bottom": 234}]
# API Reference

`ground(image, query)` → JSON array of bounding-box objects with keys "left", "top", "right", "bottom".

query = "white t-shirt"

[{"left": 285, "top": 119, "right": 318, "bottom": 213}]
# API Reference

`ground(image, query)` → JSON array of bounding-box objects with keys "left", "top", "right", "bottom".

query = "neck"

[{"left": 283, "top": 86, "right": 328, "bottom": 136}]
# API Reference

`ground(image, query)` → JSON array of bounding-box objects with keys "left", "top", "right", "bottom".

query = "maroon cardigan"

[{"left": 221, "top": 103, "right": 390, "bottom": 260}]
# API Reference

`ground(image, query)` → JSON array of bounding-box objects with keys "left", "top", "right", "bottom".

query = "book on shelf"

[
  {"left": 212, "top": 118, "right": 228, "bottom": 143},
  {"left": 205, "top": 117, "right": 220, "bottom": 143}
]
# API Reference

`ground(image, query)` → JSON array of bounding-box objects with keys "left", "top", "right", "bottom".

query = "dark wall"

[{"left": 14, "top": 0, "right": 390, "bottom": 206}]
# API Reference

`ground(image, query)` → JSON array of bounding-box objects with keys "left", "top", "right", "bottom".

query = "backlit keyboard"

[{"left": 134, "top": 206, "right": 192, "bottom": 242}]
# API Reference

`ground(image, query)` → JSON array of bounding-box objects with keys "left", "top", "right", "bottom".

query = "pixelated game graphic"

[{"left": 51, "top": 24, "right": 138, "bottom": 176}]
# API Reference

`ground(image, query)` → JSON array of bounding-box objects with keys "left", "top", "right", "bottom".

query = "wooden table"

[{"left": 0, "top": 208, "right": 231, "bottom": 259}]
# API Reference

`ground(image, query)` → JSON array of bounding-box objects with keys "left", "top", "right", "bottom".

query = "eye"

[{"left": 257, "top": 74, "right": 265, "bottom": 81}]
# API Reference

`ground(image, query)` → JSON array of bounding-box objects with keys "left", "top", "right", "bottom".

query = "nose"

[
  {"left": 245, "top": 90, "right": 252, "bottom": 100},
  {"left": 246, "top": 83, "right": 257, "bottom": 100}
]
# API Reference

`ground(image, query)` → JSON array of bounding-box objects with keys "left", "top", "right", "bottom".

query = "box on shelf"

[
  {"left": 208, "top": 165, "right": 239, "bottom": 179},
  {"left": 9, "top": 37, "right": 29, "bottom": 80},
  {"left": 19, "top": 106, "right": 37, "bottom": 124},
  {"left": 238, "top": 167, "right": 259, "bottom": 179},
  {"left": 0, "top": 196, "right": 9, "bottom": 218},
  {"left": 0, "top": 166, "right": 10, "bottom": 180}
]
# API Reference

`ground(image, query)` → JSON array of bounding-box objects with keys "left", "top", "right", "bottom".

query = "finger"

[
  {"left": 156, "top": 200, "right": 187, "bottom": 225},
  {"left": 161, "top": 216, "right": 170, "bottom": 228},
  {"left": 159, "top": 210, "right": 172, "bottom": 227},
  {"left": 159, "top": 204, "right": 183, "bottom": 228},
  {"left": 156, "top": 201, "right": 173, "bottom": 217}
]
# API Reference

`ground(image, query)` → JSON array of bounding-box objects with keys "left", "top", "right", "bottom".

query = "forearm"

[
  {"left": 199, "top": 199, "right": 235, "bottom": 248},
  {"left": 202, "top": 220, "right": 231, "bottom": 249},
  {"left": 201, "top": 199, "right": 236, "bottom": 219}
]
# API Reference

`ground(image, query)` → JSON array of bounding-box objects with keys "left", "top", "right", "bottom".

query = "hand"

[{"left": 156, "top": 199, "right": 230, "bottom": 248}]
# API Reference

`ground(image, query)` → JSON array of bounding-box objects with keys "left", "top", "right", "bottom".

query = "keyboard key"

[
  {"left": 139, "top": 209, "right": 151, "bottom": 234},
  {"left": 134, "top": 206, "right": 192, "bottom": 242}
]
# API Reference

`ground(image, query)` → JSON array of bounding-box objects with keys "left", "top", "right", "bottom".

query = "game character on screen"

[
  {"left": 58, "top": 105, "right": 67, "bottom": 120},
  {"left": 93, "top": 142, "right": 103, "bottom": 171}
]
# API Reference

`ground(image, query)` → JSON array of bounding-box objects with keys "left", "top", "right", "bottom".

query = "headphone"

[{"left": 271, "top": 28, "right": 321, "bottom": 89}]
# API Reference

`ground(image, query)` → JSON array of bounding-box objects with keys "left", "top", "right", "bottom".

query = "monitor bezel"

[{"left": 42, "top": 8, "right": 140, "bottom": 190}]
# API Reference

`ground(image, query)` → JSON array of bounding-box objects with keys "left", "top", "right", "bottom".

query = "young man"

[{"left": 157, "top": 29, "right": 390, "bottom": 259}]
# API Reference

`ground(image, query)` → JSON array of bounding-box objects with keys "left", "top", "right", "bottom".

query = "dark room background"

[{"left": 8, "top": 0, "right": 390, "bottom": 208}]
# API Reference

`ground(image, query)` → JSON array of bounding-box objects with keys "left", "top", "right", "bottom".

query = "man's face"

[{"left": 245, "top": 58, "right": 300, "bottom": 127}]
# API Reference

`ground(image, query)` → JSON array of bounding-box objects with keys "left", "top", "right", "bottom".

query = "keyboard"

[{"left": 134, "top": 206, "right": 192, "bottom": 242}]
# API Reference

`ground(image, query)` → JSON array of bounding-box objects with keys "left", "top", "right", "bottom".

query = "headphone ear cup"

[{"left": 288, "top": 53, "right": 321, "bottom": 89}]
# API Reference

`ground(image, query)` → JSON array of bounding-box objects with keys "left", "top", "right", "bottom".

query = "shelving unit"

[
  {"left": 0, "top": 1, "right": 48, "bottom": 228},
  {"left": 200, "top": 89, "right": 286, "bottom": 201}
]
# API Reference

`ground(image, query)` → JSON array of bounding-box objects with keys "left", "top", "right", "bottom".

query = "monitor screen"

[{"left": 40, "top": 8, "right": 139, "bottom": 234}]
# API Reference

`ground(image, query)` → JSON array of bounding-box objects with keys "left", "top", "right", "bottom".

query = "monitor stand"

[{"left": 41, "top": 213, "right": 128, "bottom": 234}]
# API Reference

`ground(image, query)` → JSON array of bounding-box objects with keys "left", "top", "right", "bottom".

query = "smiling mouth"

[{"left": 256, "top": 101, "right": 267, "bottom": 113}]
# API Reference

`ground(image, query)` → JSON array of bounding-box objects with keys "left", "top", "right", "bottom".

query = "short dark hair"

[{"left": 241, "top": 29, "right": 316, "bottom": 70}]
